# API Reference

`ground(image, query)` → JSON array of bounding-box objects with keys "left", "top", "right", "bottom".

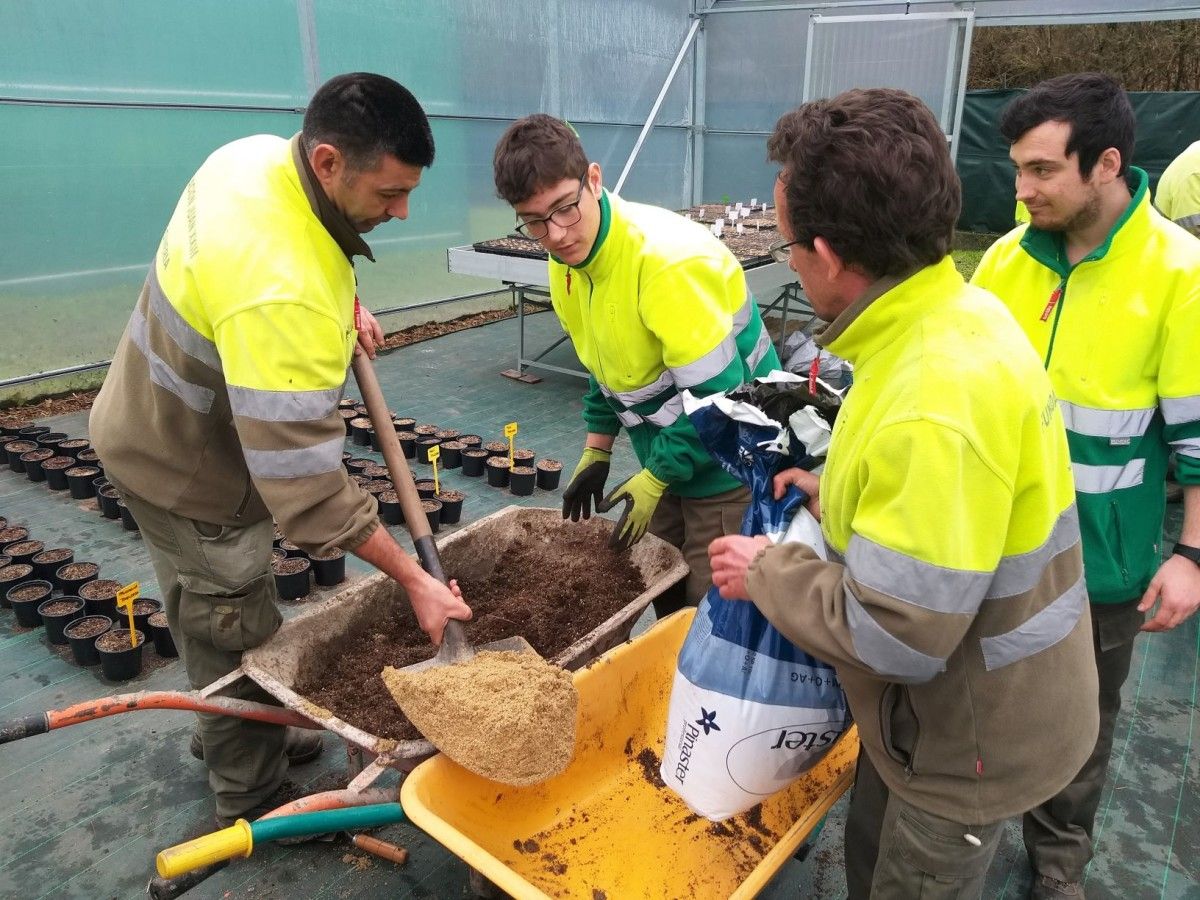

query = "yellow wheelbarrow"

[{"left": 402, "top": 608, "right": 859, "bottom": 899}]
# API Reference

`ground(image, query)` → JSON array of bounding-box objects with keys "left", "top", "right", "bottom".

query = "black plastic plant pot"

[
  {"left": 132, "top": 598, "right": 163, "bottom": 635},
  {"left": 435, "top": 490, "right": 465, "bottom": 525},
  {"left": 310, "top": 549, "right": 346, "bottom": 587},
  {"left": 118, "top": 501, "right": 139, "bottom": 532},
  {"left": 21, "top": 448, "right": 54, "bottom": 481},
  {"left": 485, "top": 457, "right": 511, "bottom": 487},
  {"left": 272, "top": 557, "right": 312, "bottom": 601},
  {"left": 17, "top": 425, "right": 49, "bottom": 439},
  {"left": 393, "top": 417, "right": 416, "bottom": 433},
  {"left": 483, "top": 441, "right": 509, "bottom": 458},
  {"left": 458, "top": 434, "right": 482, "bottom": 449},
  {"left": 414, "top": 423, "right": 439, "bottom": 437},
  {"left": 76, "top": 448, "right": 101, "bottom": 466},
  {"left": 369, "top": 428, "right": 385, "bottom": 452},
  {"left": 415, "top": 438, "right": 441, "bottom": 464},
  {"left": 35, "top": 432, "right": 69, "bottom": 449},
  {"left": 80, "top": 579, "right": 122, "bottom": 618},
  {"left": 57, "top": 560, "right": 99, "bottom": 596},
  {"left": 32, "top": 547, "right": 73, "bottom": 583},
  {"left": 362, "top": 464, "right": 389, "bottom": 480},
  {"left": 270, "top": 547, "right": 287, "bottom": 565},
  {"left": 509, "top": 466, "right": 536, "bottom": 497},
  {"left": 461, "top": 449, "right": 489, "bottom": 477},
  {"left": 42, "top": 457, "right": 75, "bottom": 491},
  {"left": 57, "top": 438, "right": 90, "bottom": 460},
  {"left": 395, "top": 431, "right": 417, "bottom": 459},
  {"left": 364, "top": 481, "right": 392, "bottom": 503},
  {"left": 434, "top": 429, "right": 460, "bottom": 442},
  {"left": 98, "top": 486, "right": 121, "bottom": 519},
  {"left": 422, "top": 499, "right": 443, "bottom": 534},
  {"left": 96, "top": 628, "right": 145, "bottom": 681},
  {"left": 4, "top": 539, "right": 45, "bottom": 567},
  {"left": 0, "top": 563, "right": 35, "bottom": 608},
  {"left": 0, "top": 421, "right": 20, "bottom": 437},
  {"left": 66, "top": 466, "right": 101, "bottom": 498},
  {"left": 4, "top": 440, "right": 38, "bottom": 471},
  {"left": 378, "top": 491, "right": 404, "bottom": 526},
  {"left": 512, "top": 449, "right": 536, "bottom": 470},
  {"left": 0, "top": 525, "right": 30, "bottom": 545},
  {"left": 439, "top": 441, "right": 464, "bottom": 469},
  {"left": 536, "top": 459, "right": 564, "bottom": 490},
  {"left": 349, "top": 417, "right": 372, "bottom": 446},
  {"left": 38, "top": 597, "right": 86, "bottom": 645},
  {"left": 414, "top": 479, "right": 437, "bottom": 500},
  {"left": 339, "top": 409, "right": 357, "bottom": 435},
  {"left": 147, "top": 611, "right": 178, "bottom": 657},
  {"left": 9, "top": 579, "right": 53, "bottom": 627},
  {"left": 279, "top": 540, "right": 309, "bottom": 560},
  {"left": 65, "top": 616, "right": 112, "bottom": 665},
  {"left": 345, "top": 457, "right": 372, "bottom": 478}
]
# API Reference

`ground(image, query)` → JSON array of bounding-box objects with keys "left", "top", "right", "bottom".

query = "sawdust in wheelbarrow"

[{"left": 381, "top": 650, "right": 577, "bottom": 785}]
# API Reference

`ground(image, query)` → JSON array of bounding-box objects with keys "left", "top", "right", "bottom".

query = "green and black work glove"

[
  {"left": 562, "top": 447, "right": 611, "bottom": 522},
  {"left": 598, "top": 469, "right": 668, "bottom": 552}
]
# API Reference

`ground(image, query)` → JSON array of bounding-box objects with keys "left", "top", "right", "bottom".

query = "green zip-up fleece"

[
  {"left": 548, "top": 191, "right": 780, "bottom": 498},
  {"left": 973, "top": 168, "right": 1200, "bottom": 604}
]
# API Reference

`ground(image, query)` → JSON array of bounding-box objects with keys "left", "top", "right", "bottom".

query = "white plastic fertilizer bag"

[{"left": 660, "top": 372, "right": 852, "bottom": 820}]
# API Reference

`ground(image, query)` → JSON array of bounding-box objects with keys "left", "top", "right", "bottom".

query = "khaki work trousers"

[
  {"left": 112, "top": 482, "right": 288, "bottom": 821},
  {"left": 844, "top": 747, "right": 1006, "bottom": 899},
  {"left": 1023, "top": 598, "right": 1144, "bottom": 882},
  {"left": 647, "top": 484, "right": 751, "bottom": 616}
]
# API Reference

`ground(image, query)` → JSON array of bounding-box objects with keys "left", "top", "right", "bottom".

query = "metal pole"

[
  {"left": 950, "top": 11, "right": 976, "bottom": 162},
  {"left": 613, "top": 17, "right": 703, "bottom": 196},
  {"left": 690, "top": 6, "right": 708, "bottom": 206}
]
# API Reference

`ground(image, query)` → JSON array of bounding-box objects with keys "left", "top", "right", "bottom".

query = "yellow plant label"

[
  {"left": 504, "top": 422, "right": 518, "bottom": 438},
  {"left": 116, "top": 582, "right": 140, "bottom": 612},
  {"left": 427, "top": 445, "right": 440, "bottom": 464}
]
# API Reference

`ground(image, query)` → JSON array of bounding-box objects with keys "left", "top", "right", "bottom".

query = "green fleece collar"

[{"left": 1018, "top": 166, "right": 1149, "bottom": 276}]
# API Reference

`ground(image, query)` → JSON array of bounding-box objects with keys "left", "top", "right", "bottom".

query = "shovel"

[{"left": 350, "top": 354, "right": 534, "bottom": 665}]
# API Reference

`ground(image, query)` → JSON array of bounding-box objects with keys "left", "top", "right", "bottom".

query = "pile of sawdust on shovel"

[{"left": 381, "top": 650, "right": 578, "bottom": 786}]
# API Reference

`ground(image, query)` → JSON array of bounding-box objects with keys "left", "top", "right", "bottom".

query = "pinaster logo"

[{"left": 695, "top": 707, "right": 721, "bottom": 735}]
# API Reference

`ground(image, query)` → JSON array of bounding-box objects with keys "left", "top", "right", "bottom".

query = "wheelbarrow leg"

[{"left": 345, "top": 739, "right": 365, "bottom": 778}]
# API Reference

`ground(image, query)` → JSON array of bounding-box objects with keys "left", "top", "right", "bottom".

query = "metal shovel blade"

[{"left": 399, "top": 621, "right": 536, "bottom": 675}]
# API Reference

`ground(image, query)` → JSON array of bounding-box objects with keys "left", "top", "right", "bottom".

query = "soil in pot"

[
  {"left": 393, "top": 417, "right": 417, "bottom": 431},
  {"left": 57, "top": 561, "right": 99, "bottom": 594},
  {"left": 415, "top": 438, "right": 440, "bottom": 464},
  {"left": 413, "top": 424, "right": 439, "bottom": 436},
  {"left": 272, "top": 557, "right": 312, "bottom": 601},
  {"left": 5, "top": 439, "right": 38, "bottom": 471},
  {"left": 118, "top": 500, "right": 139, "bottom": 531},
  {"left": 364, "top": 481, "right": 392, "bottom": 499},
  {"left": 98, "top": 485, "right": 121, "bottom": 519},
  {"left": 310, "top": 548, "right": 346, "bottom": 587},
  {"left": 77, "top": 448, "right": 101, "bottom": 465},
  {"left": 485, "top": 456, "right": 511, "bottom": 487},
  {"left": 21, "top": 448, "right": 55, "bottom": 481},
  {"left": 434, "top": 428, "right": 460, "bottom": 441},
  {"left": 414, "top": 479, "right": 437, "bottom": 500},
  {"left": 362, "top": 464, "right": 390, "bottom": 479},
  {"left": 297, "top": 518, "right": 648, "bottom": 742},
  {"left": 350, "top": 474, "right": 371, "bottom": 487},
  {"left": 536, "top": 458, "right": 563, "bottom": 490},
  {"left": 439, "top": 441, "right": 464, "bottom": 469},
  {"left": 509, "top": 465, "right": 536, "bottom": 497},
  {"left": 80, "top": 578, "right": 122, "bottom": 618},
  {"left": 483, "top": 440, "right": 509, "bottom": 458},
  {"left": 339, "top": 408, "right": 357, "bottom": 434},
  {"left": 0, "top": 526, "right": 30, "bottom": 544},
  {"left": 39, "top": 597, "right": 86, "bottom": 645},
  {"left": 339, "top": 397, "right": 358, "bottom": 411},
  {"left": 9, "top": 580, "right": 53, "bottom": 627},
  {"left": 41, "top": 456, "right": 75, "bottom": 490},
  {"left": 35, "top": 432, "right": 69, "bottom": 448},
  {"left": 345, "top": 457, "right": 372, "bottom": 477},
  {"left": 378, "top": 491, "right": 404, "bottom": 526},
  {"left": 421, "top": 499, "right": 442, "bottom": 533},
  {"left": 435, "top": 490, "right": 465, "bottom": 524},
  {"left": 65, "top": 615, "right": 112, "bottom": 665},
  {"left": 32, "top": 547, "right": 73, "bottom": 584},
  {"left": 4, "top": 540, "right": 45, "bottom": 566},
  {"left": 349, "top": 417, "right": 373, "bottom": 446},
  {"left": 58, "top": 438, "right": 91, "bottom": 459},
  {"left": 395, "top": 431, "right": 417, "bottom": 459},
  {"left": 512, "top": 449, "right": 536, "bottom": 468},
  {"left": 459, "top": 434, "right": 483, "bottom": 448},
  {"left": 0, "top": 563, "right": 34, "bottom": 608},
  {"left": 96, "top": 628, "right": 145, "bottom": 681},
  {"left": 341, "top": 451, "right": 352, "bottom": 470},
  {"left": 271, "top": 547, "right": 287, "bottom": 564},
  {"left": 279, "top": 539, "right": 308, "bottom": 560},
  {"left": 461, "top": 449, "right": 489, "bottom": 477},
  {"left": 132, "top": 598, "right": 163, "bottom": 634},
  {"left": 18, "top": 425, "right": 50, "bottom": 438},
  {"left": 66, "top": 465, "right": 101, "bottom": 498},
  {"left": 147, "top": 611, "right": 178, "bottom": 657}
]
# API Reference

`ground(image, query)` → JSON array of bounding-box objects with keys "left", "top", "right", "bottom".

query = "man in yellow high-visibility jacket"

[
  {"left": 972, "top": 73, "right": 1200, "bottom": 900},
  {"left": 91, "top": 74, "right": 471, "bottom": 827},
  {"left": 708, "top": 88, "right": 1099, "bottom": 899},
  {"left": 1156, "top": 138, "right": 1200, "bottom": 237}
]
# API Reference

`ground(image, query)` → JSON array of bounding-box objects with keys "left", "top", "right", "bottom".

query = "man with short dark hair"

[
  {"left": 972, "top": 72, "right": 1200, "bottom": 899},
  {"left": 91, "top": 73, "right": 471, "bottom": 827},
  {"left": 708, "top": 88, "right": 1100, "bottom": 899},
  {"left": 492, "top": 114, "right": 779, "bottom": 610}
]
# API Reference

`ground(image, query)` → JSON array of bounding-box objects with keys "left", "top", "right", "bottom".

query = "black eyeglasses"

[
  {"left": 515, "top": 179, "right": 588, "bottom": 240},
  {"left": 768, "top": 239, "right": 801, "bottom": 264}
]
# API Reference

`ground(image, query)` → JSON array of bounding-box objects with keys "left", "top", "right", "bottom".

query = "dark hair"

[
  {"left": 766, "top": 88, "right": 960, "bottom": 279},
  {"left": 999, "top": 72, "right": 1133, "bottom": 178},
  {"left": 302, "top": 73, "right": 434, "bottom": 170},
  {"left": 493, "top": 114, "right": 589, "bottom": 205}
]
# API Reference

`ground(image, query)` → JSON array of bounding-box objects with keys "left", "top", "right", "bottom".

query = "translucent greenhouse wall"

[{"left": 0, "top": 0, "right": 693, "bottom": 388}]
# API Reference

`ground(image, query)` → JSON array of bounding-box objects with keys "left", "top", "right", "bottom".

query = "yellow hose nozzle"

[{"left": 156, "top": 819, "right": 253, "bottom": 878}]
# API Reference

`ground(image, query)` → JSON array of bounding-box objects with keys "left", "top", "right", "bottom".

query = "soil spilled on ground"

[{"left": 297, "top": 520, "right": 646, "bottom": 741}]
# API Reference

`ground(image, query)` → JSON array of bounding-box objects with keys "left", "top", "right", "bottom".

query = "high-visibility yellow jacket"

[
  {"left": 973, "top": 168, "right": 1200, "bottom": 603},
  {"left": 548, "top": 191, "right": 780, "bottom": 497},
  {"left": 1155, "top": 140, "right": 1200, "bottom": 237},
  {"left": 746, "top": 257, "right": 1098, "bottom": 822},
  {"left": 91, "top": 134, "right": 378, "bottom": 556}
]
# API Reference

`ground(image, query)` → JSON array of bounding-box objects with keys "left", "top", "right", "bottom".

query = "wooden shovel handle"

[{"left": 350, "top": 354, "right": 448, "bottom": 586}]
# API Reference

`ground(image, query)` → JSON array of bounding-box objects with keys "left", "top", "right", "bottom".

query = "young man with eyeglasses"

[
  {"left": 492, "top": 114, "right": 780, "bottom": 612},
  {"left": 707, "top": 89, "right": 1100, "bottom": 898}
]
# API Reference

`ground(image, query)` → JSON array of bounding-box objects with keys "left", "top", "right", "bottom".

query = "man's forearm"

[
  {"left": 1179, "top": 485, "right": 1200, "bottom": 546},
  {"left": 351, "top": 525, "right": 428, "bottom": 588},
  {"left": 585, "top": 432, "right": 616, "bottom": 452}
]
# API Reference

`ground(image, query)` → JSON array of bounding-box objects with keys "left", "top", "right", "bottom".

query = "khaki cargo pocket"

[
  {"left": 887, "top": 808, "right": 998, "bottom": 884},
  {"left": 176, "top": 571, "right": 281, "bottom": 653},
  {"left": 719, "top": 502, "right": 745, "bottom": 538}
]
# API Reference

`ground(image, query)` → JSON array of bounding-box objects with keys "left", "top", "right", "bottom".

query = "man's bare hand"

[
  {"left": 408, "top": 574, "right": 472, "bottom": 645},
  {"left": 1139, "top": 553, "right": 1200, "bottom": 632},
  {"left": 355, "top": 306, "right": 385, "bottom": 360},
  {"left": 709, "top": 534, "right": 772, "bottom": 600},
  {"left": 773, "top": 467, "right": 822, "bottom": 520}
]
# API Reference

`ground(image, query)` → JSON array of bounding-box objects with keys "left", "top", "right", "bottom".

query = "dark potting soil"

[
  {"left": 414, "top": 480, "right": 436, "bottom": 492},
  {"left": 420, "top": 499, "right": 441, "bottom": 513},
  {"left": 33, "top": 548, "right": 73, "bottom": 565},
  {"left": 79, "top": 579, "right": 121, "bottom": 600},
  {"left": 96, "top": 629, "right": 144, "bottom": 652},
  {"left": 147, "top": 611, "right": 169, "bottom": 627},
  {"left": 395, "top": 430, "right": 417, "bottom": 441},
  {"left": 511, "top": 465, "right": 535, "bottom": 475},
  {"left": 65, "top": 618, "right": 111, "bottom": 639},
  {"left": 42, "top": 456, "right": 74, "bottom": 470},
  {"left": 273, "top": 558, "right": 310, "bottom": 575},
  {"left": 41, "top": 599, "right": 84, "bottom": 616},
  {"left": 311, "top": 548, "right": 345, "bottom": 561},
  {"left": 9, "top": 583, "right": 50, "bottom": 602},
  {"left": 65, "top": 466, "right": 100, "bottom": 478},
  {"left": 0, "top": 528, "right": 29, "bottom": 544},
  {"left": 98, "top": 485, "right": 119, "bottom": 499},
  {"left": 486, "top": 457, "right": 510, "bottom": 469},
  {"left": 483, "top": 441, "right": 508, "bottom": 453},
  {"left": 362, "top": 464, "right": 389, "bottom": 478},
  {"left": 441, "top": 440, "right": 465, "bottom": 451},
  {"left": 513, "top": 449, "right": 534, "bottom": 462},
  {"left": 459, "top": 435, "right": 482, "bottom": 446},
  {"left": 0, "top": 563, "right": 34, "bottom": 583},
  {"left": 463, "top": 449, "right": 488, "bottom": 459},
  {"left": 58, "top": 562, "right": 98, "bottom": 579},
  {"left": 436, "top": 489, "right": 464, "bottom": 502},
  {"left": 414, "top": 424, "right": 439, "bottom": 435},
  {"left": 364, "top": 481, "right": 392, "bottom": 495},
  {"left": 298, "top": 519, "right": 647, "bottom": 742},
  {"left": 537, "top": 459, "right": 563, "bottom": 472},
  {"left": 434, "top": 429, "right": 459, "bottom": 440},
  {"left": 132, "top": 600, "right": 159, "bottom": 615},
  {"left": 4, "top": 541, "right": 42, "bottom": 557}
]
